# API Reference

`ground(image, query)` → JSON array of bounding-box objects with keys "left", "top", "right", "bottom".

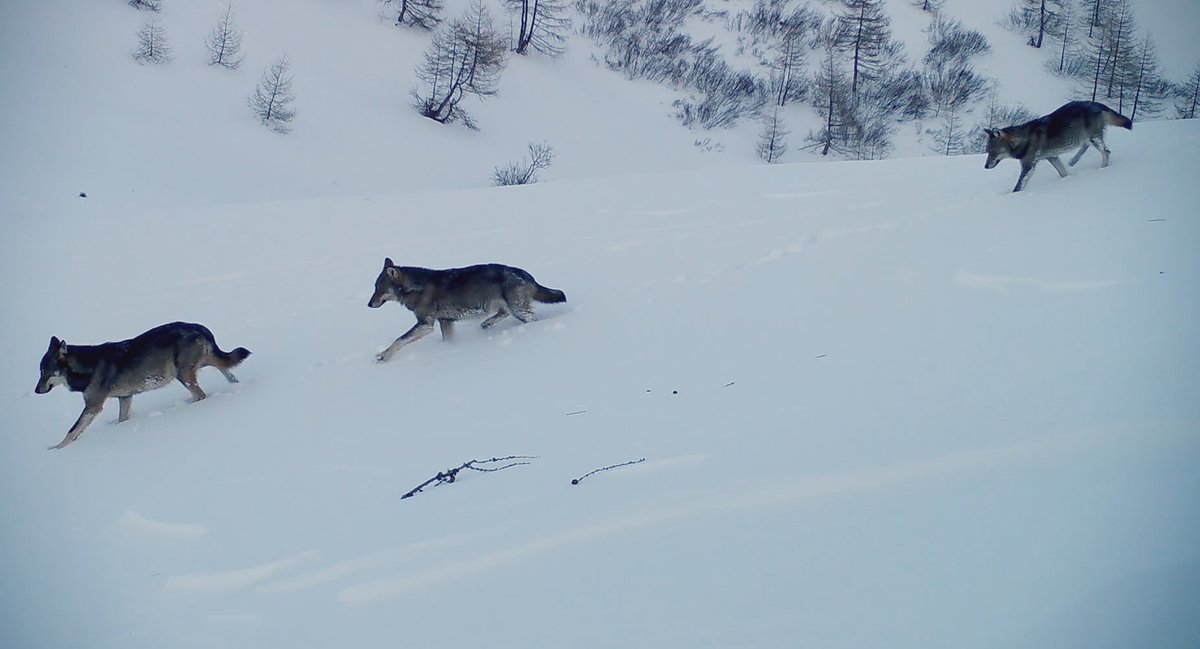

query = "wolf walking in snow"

[
  {"left": 368, "top": 258, "right": 566, "bottom": 362},
  {"left": 984, "top": 101, "right": 1132, "bottom": 192},
  {"left": 35, "top": 322, "right": 250, "bottom": 449}
]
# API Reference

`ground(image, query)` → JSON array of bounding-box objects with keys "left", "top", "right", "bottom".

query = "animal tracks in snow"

[
  {"left": 118, "top": 509, "right": 207, "bottom": 538},
  {"left": 955, "top": 271, "right": 1118, "bottom": 294},
  {"left": 165, "top": 550, "right": 319, "bottom": 593}
]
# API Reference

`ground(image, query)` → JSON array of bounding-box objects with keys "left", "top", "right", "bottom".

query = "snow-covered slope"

[
  {"left": 3, "top": 0, "right": 1196, "bottom": 216},
  {"left": 3, "top": 117, "right": 1198, "bottom": 648}
]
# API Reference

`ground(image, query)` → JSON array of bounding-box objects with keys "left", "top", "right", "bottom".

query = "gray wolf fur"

[
  {"left": 368, "top": 258, "right": 566, "bottom": 362},
  {"left": 35, "top": 322, "right": 251, "bottom": 450},
  {"left": 984, "top": 101, "right": 1132, "bottom": 192}
]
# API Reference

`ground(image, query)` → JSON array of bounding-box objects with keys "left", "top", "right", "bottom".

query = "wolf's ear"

[
  {"left": 49, "top": 336, "right": 62, "bottom": 349},
  {"left": 983, "top": 128, "right": 996, "bottom": 137},
  {"left": 384, "top": 257, "right": 394, "bottom": 268},
  {"left": 385, "top": 266, "right": 400, "bottom": 280}
]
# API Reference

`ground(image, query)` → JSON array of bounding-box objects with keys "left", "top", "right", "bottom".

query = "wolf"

[
  {"left": 368, "top": 258, "right": 566, "bottom": 362},
  {"left": 984, "top": 101, "right": 1132, "bottom": 192},
  {"left": 35, "top": 322, "right": 251, "bottom": 450}
]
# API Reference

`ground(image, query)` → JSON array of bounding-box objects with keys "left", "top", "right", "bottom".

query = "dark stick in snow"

[
  {"left": 571, "top": 458, "right": 646, "bottom": 485},
  {"left": 401, "top": 455, "right": 536, "bottom": 499}
]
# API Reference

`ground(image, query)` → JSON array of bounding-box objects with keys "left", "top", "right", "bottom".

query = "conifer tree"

[
  {"left": 505, "top": 0, "right": 571, "bottom": 56},
  {"left": 132, "top": 18, "right": 171, "bottom": 64},
  {"left": 249, "top": 55, "right": 297, "bottom": 133},
  {"left": 411, "top": 0, "right": 507, "bottom": 129},
  {"left": 384, "top": 0, "right": 444, "bottom": 30},
  {"left": 205, "top": 3, "right": 245, "bottom": 69},
  {"left": 756, "top": 106, "right": 789, "bottom": 163}
]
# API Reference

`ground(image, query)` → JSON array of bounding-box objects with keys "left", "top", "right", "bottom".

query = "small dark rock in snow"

[{"left": 78, "top": 192, "right": 87, "bottom": 198}]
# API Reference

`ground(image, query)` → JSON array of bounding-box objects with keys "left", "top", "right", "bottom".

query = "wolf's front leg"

[
  {"left": 1013, "top": 159, "right": 1037, "bottom": 192},
  {"left": 377, "top": 321, "right": 434, "bottom": 362},
  {"left": 49, "top": 402, "right": 103, "bottom": 450},
  {"left": 118, "top": 396, "right": 132, "bottom": 422}
]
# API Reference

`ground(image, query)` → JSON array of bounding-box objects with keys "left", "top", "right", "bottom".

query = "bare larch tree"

[
  {"left": 834, "top": 0, "right": 897, "bottom": 101},
  {"left": 249, "top": 55, "right": 297, "bottom": 133},
  {"left": 1176, "top": 62, "right": 1200, "bottom": 119},
  {"left": 756, "top": 106, "right": 790, "bottom": 163},
  {"left": 205, "top": 3, "right": 244, "bottom": 69},
  {"left": 411, "top": 0, "right": 507, "bottom": 129},
  {"left": 132, "top": 18, "right": 172, "bottom": 64},
  {"left": 505, "top": 0, "right": 571, "bottom": 57},
  {"left": 384, "top": 0, "right": 444, "bottom": 30}
]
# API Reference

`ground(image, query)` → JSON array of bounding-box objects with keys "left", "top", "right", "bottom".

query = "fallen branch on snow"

[
  {"left": 401, "top": 455, "right": 537, "bottom": 500},
  {"left": 571, "top": 458, "right": 646, "bottom": 485}
]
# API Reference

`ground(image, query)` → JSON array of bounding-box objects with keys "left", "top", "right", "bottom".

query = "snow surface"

[
  {"left": 1, "top": 1, "right": 1199, "bottom": 648},
  {"left": 4, "top": 119, "right": 1199, "bottom": 648}
]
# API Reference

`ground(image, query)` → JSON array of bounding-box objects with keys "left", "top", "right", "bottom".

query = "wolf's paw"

[{"left": 375, "top": 352, "right": 390, "bottom": 363}]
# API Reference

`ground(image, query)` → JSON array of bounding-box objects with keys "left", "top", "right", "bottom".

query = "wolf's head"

[
  {"left": 983, "top": 128, "right": 1013, "bottom": 169},
  {"left": 368, "top": 258, "right": 402, "bottom": 308},
  {"left": 35, "top": 336, "right": 69, "bottom": 394}
]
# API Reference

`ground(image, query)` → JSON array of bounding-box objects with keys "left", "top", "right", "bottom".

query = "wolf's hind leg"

[
  {"left": 378, "top": 321, "right": 434, "bottom": 362},
  {"left": 50, "top": 402, "right": 103, "bottom": 450},
  {"left": 218, "top": 367, "right": 239, "bottom": 383},
  {"left": 1047, "top": 156, "right": 1069, "bottom": 178},
  {"left": 1090, "top": 135, "right": 1110, "bottom": 167},
  {"left": 177, "top": 368, "right": 208, "bottom": 402},
  {"left": 1068, "top": 143, "right": 1089, "bottom": 166},
  {"left": 439, "top": 319, "right": 455, "bottom": 341},
  {"left": 511, "top": 306, "right": 536, "bottom": 323},
  {"left": 481, "top": 308, "right": 510, "bottom": 329},
  {"left": 118, "top": 396, "right": 132, "bottom": 422}
]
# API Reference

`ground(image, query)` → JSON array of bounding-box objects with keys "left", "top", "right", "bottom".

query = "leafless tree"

[
  {"left": 383, "top": 0, "right": 443, "bottom": 30},
  {"left": 1176, "top": 62, "right": 1200, "bottom": 119},
  {"left": 769, "top": 22, "right": 809, "bottom": 107},
  {"left": 805, "top": 21, "right": 853, "bottom": 156},
  {"left": 923, "top": 16, "right": 990, "bottom": 116},
  {"left": 834, "top": 0, "right": 900, "bottom": 102},
  {"left": 411, "top": 0, "right": 507, "bottom": 129},
  {"left": 756, "top": 106, "right": 789, "bottom": 163},
  {"left": 128, "top": 0, "right": 161, "bottom": 11},
  {"left": 928, "top": 107, "right": 969, "bottom": 156},
  {"left": 1003, "top": 0, "right": 1064, "bottom": 49},
  {"left": 205, "top": 3, "right": 244, "bottom": 69},
  {"left": 1127, "top": 33, "right": 1166, "bottom": 120},
  {"left": 505, "top": 0, "right": 571, "bottom": 56},
  {"left": 132, "top": 18, "right": 171, "bottom": 64},
  {"left": 493, "top": 142, "right": 555, "bottom": 185},
  {"left": 249, "top": 55, "right": 297, "bottom": 133}
]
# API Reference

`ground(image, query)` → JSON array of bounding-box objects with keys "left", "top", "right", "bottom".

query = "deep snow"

[{"left": 3, "top": 119, "right": 1199, "bottom": 648}]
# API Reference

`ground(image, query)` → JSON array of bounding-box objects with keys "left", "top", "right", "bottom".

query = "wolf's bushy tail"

[
  {"left": 1103, "top": 107, "right": 1133, "bottom": 130},
  {"left": 214, "top": 346, "right": 252, "bottom": 369},
  {"left": 534, "top": 284, "right": 567, "bottom": 304}
]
